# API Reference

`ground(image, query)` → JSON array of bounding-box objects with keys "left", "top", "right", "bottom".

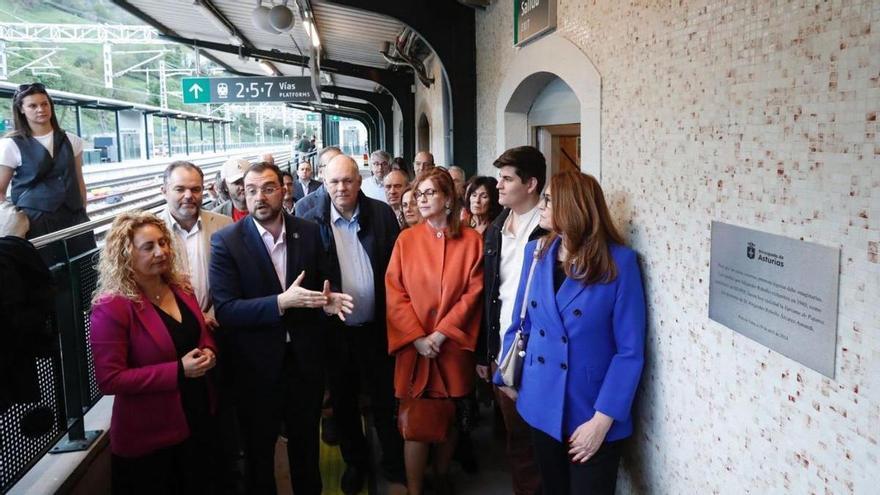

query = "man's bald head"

[
  {"left": 325, "top": 155, "right": 362, "bottom": 215},
  {"left": 260, "top": 153, "right": 275, "bottom": 166}
]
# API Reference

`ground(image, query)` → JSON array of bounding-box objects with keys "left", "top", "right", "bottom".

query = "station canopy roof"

[{"left": 113, "top": 0, "right": 416, "bottom": 101}]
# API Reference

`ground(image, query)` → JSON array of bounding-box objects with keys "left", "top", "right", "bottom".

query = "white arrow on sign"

[{"left": 188, "top": 83, "right": 204, "bottom": 98}]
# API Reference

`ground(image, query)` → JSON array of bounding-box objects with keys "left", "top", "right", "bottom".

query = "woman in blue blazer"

[{"left": 495, "top": 171, "right": 646, "bottom": 494}]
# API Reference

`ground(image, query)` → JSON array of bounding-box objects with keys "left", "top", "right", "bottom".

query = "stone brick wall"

[{"left": 475, "top": 1, "right": 879, "bottom": 493}]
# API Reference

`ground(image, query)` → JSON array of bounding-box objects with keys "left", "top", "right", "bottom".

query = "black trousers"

[
  {"left": 111, "top": 416, "right": 221, "bottom": 495},
  {"left": 326, "top": 322, "right": 406, "bottom": 483},
  {"left": 237, "top": 345, "right": 324, "bottom": 495},
  {"left": 530, "top": 426, "right": 621, "bottom": 495},
  {"left": 22, "top": 205, "right": 95, "bottom": 265}
]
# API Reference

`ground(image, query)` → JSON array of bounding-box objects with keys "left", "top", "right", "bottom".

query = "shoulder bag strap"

[{"left": 518, "top": 239, "right": 543, "bottom": 331}]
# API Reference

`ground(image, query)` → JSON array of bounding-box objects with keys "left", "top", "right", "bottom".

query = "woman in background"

[
  {"left": 400, "top": 185, "right": 421, "bottom": 228},
  {"left": 496, "top": 171, "right": 646, "bottom": 495},
  {"left": 90, "top": 211, "right": 219, "bottom": 494},
  {"left": 463, "top": 176, "right": 502, "bottom": 235},
  {"left": 0, "top": 82, "right": 94, "bottom": 258}
]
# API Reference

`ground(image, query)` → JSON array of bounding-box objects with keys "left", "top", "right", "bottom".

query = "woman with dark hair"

[
  {"left": 463, "top": 176, "right": 502, "bottom": 235},
  {"left": 495, "top": 171, "right": 646, "bottom": 495},
  {"left": 0, "top": 83, "right": 93, "bottom": 251},
  {"left": 90, "top": 211, "right": 220, "bottom": 494},
  {"left": 386, "top": 168, "right": 484, "bottom": 495}
]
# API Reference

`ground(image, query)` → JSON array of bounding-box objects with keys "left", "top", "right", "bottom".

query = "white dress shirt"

[
  {"left": 497, "top": 206, "right": 541, "bottom": 362},
  {"left": 361, "top": 176, "right": 388, "bottom": 203},
  {"left": 168, "top": 215, "right": 209, "bottom": 310},
  {"left": 253, "top": 217, "right": 288, "bottom": 288}
]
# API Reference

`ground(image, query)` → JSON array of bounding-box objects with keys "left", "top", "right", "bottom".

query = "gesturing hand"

[
  {"left": 568, "top": 411, "right": 614, "bottom": 463},
  {"left": 278, "top": 271, "right": 328, "bottom": 310},
  {"left": 181, "top": 348, "right": 213, "bottom": 378},
  {"left": 321, "top": 280, "right": 354, "bottom": 321}
]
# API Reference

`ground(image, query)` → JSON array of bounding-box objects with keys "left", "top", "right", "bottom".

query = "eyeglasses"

[
  {"left": 244, "top": 185, "right": 281, "bottom": 197},
  {"left": 413, "top": 189, "right": 438, "bottom": 201},
  {"left": 540, "top": 193, "right": 552, "bottom": 207}
]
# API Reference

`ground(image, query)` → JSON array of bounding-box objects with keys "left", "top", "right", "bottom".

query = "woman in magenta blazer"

[{"left": 90, "top": 211, "right": 218, "bottom": 494}]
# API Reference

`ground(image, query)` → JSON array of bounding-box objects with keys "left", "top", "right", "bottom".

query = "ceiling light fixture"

[
  {"left": 268, "top": 0, "right": 295, "bottom": 32},
  {"left": 252, "top": 0, "right": 280, "bottom": 34}
]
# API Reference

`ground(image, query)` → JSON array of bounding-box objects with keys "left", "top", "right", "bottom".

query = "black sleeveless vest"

[{"left": 10, "top": 130, "right": 82, "bottom": 212}]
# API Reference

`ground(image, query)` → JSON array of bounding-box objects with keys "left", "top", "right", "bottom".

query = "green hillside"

[{"left": 0, "top": 0, "right": 314, "bottom": 150}]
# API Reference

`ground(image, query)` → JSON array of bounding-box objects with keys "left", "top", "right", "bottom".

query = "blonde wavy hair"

[{"left": 92, "top": 210, "right": 191, "bottom": 304}]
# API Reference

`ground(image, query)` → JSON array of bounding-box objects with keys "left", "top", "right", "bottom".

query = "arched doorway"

[
  {"left": 417, "top": 113, "right": 431, "bottom": 153},
  {"left": 495, "top": 35, "right": 601, "bottom": 178},
  {"left": 527, "top": 76, "right": 580, "bottom": 174}
]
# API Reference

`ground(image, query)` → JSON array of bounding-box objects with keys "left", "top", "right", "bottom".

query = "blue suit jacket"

[
  {"left": 209, "top": 212, "right": 329, "bottom": 401},
  {"left": 495, "top": 238, "right": 646, "bottom": 442}
]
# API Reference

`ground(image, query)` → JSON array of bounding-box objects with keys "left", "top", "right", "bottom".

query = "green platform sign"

[{"left": 182, "top": 76, "right": 316, "bottom": 104}]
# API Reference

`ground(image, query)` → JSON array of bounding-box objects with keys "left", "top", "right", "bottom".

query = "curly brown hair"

[{"left": 92, "top": 211, "right": 191, "bottom": 304}]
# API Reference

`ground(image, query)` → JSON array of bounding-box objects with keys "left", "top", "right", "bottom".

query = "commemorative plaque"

[{"left": 708, "top": 222, "right": 840, "bottom": 377}]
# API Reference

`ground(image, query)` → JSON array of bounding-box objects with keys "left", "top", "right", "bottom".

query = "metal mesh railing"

[{"left": 0, "top": 313, "right": 68, "bottom": 492}]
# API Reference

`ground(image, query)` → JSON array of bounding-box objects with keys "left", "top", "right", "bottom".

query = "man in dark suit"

[
  {"left": 209, "top": 162, "right": 353, "bottom": 495},
  {"left": 298, "top": 155, "right": 405, "bottom": 494},
  {"left": 292, "top": 160, "right": 321, "bottom": 202},
  {"left": 295, "top": 146, "right": 341, "bottom": 216}
]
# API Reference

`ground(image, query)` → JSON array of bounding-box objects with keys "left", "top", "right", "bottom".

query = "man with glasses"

[
  {"left": 477, "top": 145, "right": 548, "bottom": 495},
  {"left": 362, "top": 150, "right": 391, "bottom": 203},
  {"left": 210, "top": 161, "right": 354, "bottom": 495},
  {"left": 0, "top": 82, "right": 94, "bottom": 257},
  {"left": 297, "top": 155, "right": 405, "bottom": 495}
]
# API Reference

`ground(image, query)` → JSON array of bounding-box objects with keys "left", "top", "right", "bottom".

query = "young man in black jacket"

[{"left": 477, "top": 146, "right": 547, "bottom": 495}]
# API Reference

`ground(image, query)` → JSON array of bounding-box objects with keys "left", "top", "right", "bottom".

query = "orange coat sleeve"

[
  {"left": 435, "top": 235, "right": 484, "bottom": 351},
  {"left": 385, "top": 235, "right": 428, "bottom": 354}
]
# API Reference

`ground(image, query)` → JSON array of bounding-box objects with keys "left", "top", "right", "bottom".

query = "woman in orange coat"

[{"left": 386, "top": 167, "right": 483, "bottom": 495}]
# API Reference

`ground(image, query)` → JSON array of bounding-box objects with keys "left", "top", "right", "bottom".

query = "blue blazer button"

[{"left": 573, "top": 309, "right": 582, "bottom": 317}]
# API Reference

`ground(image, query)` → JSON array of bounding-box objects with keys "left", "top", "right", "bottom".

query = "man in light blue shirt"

[
  {"left": 298, "top": 155, "right": 404, "bottom": 494},
  {"left": 329, "top": 202, "right": 375, "bottom": 325}
]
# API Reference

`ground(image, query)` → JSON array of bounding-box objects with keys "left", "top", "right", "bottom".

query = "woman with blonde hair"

[
  {"left": 90, "top": 210, "right": 219, "bottom": 494},
  {"left": 495, "top": 171, "right": 646, "bottom": 495},
  {"left": 386, "top": 168, "right": 484, "bottom": 494}
]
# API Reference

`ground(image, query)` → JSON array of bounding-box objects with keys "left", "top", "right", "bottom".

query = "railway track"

[
  {"left": 81, "top": 148, "right": 322, "bottom": 242},
  {"left": 85, "top": 148, "right": 298, "bottom": 224}
]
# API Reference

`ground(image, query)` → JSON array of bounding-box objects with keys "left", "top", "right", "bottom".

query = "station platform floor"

[{"left": 273, "top": 404, "right": 512, "bottom": 495}]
